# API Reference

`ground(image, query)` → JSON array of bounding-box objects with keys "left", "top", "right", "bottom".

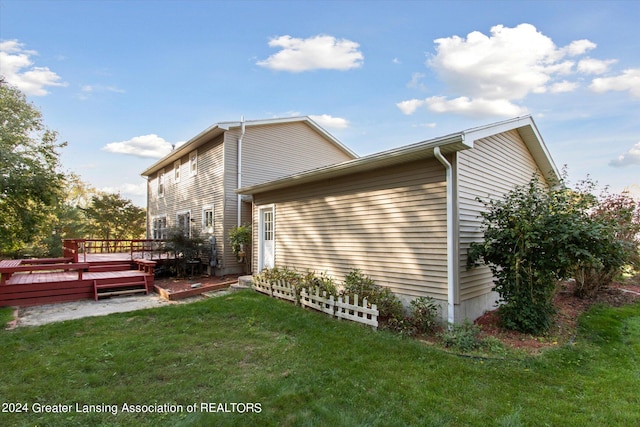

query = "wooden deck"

[
  {"left": 0, "top": 262, "right": 154, "bottom": 307},
  {"left": 0, "top": 239, "right": 170, "bottom": 307}
]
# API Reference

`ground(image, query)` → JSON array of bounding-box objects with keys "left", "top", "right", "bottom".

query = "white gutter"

[
  {"left": 237, "top": 116, "right": 246, "bottom": 227},
  {"left": 433, "top": 146, "right": 455, "bottom": 325}
]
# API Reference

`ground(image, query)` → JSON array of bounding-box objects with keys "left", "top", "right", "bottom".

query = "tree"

[
  {"left": 0, "top": 78, "right": 66, "bottom": 256},
  {"left": 82, "top": 193, "right": 146, "bottom": 240},
  {"left": 468, "top": 175, "right": 628, "bottom": 334},
  {"left": 37, "top": 174, "right": 98, "bottom": 256},
  {"left": 574, "top": 190, "right": 640, "bottom": 297}
]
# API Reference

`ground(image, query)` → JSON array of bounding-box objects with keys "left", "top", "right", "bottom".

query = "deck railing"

[{"left": 63, "top": 239, "right": 166, "bottom": 262}]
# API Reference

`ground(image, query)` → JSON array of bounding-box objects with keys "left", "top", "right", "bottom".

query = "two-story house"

[{"left": 141, "top": 116, "right": 357, "bottom": 276}]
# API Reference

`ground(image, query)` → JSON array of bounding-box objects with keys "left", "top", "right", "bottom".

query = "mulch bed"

[
  {"left": 154, "top": 274, "right": 241, "bottom": 301},
  {"left": 474, "top": 280, "right": 640, "bottom": 353}
]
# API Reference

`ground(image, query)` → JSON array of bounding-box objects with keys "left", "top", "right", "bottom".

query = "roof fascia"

[
  {"left": 219, "top": 116, "right": 358, "bottom": 159},
  {"left": 142, "top": 116, "right": 358, "bottom": 177},
  {"left": 463, "top": 115, "right": 560, "bottom": 184},
  {"left": 141, "top": 124, "right": 223, "bottom": 176}
]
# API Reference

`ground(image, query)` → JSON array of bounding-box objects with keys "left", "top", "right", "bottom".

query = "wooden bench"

[
  {"left": 93, "top": 276, "right": 150, "bottom": 300},
  {"left": 0, "top": 261, "right": 89, "bottom": 285},
  {"left": 133, "top": 259, "right": 156, "bottom": 275},
  {"left": 20, "top": 257, "right": 74, "bottom": 265}
]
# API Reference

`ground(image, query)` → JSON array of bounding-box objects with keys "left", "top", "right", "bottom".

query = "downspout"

[
  {"left": 237, "top": 116, "right": 245, "bottom": 228},
  {"left": 434, "top": 146, "right": 455, "bottom": 325}
]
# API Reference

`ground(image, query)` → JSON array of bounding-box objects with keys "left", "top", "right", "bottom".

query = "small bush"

[
  {"left": 302, "top": 270, "right": 338, "bottom": 297},
  {"left": 438, "top": 321, "right": 507, "bottom": 355},
  {"left": 256, "top": 266, "right": 303, "bottom": 287},
  {"left": 255, "top": 267, "right": 338, "bottom": 299},
  {"left": 385, "top": 317, "right": 417, "bottom": 337},
  {"left": 341, "top": 269, "right": 404, "bottom": 324},
  {"left": 409, "top": 296, "right": 440, "bottom": 334},
  {"left": 439, "top": 321, "right": 483, "bottom": 353}
]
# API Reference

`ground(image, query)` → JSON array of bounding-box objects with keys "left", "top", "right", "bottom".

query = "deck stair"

[
  {"left": 93, "top": 275, "right": 149, "bottom": 301},
  {"left": 87, "top": 262, "right": 134, "bottom": 273}
]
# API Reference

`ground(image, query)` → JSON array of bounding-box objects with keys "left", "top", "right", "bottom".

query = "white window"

[
  {"left": 203, "top": 206, "right": 214, "bottom": 234},
  {"left": 263, "top": 209, "right": 274, "bottom": 241},
  {"left": 189, "top": 150, "right": 198, "bottom": 177},
  {"left": 174, "top": 160, "right": 181, "bottom": 183},
  {"left": 158, "top": 169, "right": 165, "bottom": 197},
  {"left": 152, "top": 216, "right": 167, "bottom": 239},
  {"left": 177, "top": 211, "right": 191, "bottom": 237}
]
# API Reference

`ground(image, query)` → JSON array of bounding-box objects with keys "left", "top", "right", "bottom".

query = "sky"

[{"left": 1, "top": 0, "right": 639, "bottom": 207}]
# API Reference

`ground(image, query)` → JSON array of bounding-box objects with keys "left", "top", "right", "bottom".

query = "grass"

[
  {"left": 0, "top": 291, "right": 639, "bottom": 427},
  {"left": 0, "top": 306, "right": 14, "bottom": 327}
]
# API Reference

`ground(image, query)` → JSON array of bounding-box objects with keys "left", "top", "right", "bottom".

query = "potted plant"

[{"left": 229, "top": 224, "right": 251, "bottom": 265}]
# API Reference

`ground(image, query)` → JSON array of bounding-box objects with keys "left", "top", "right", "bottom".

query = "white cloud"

[
  {"left": 413, "top": 122, "right": 437, "bottom": 129},
  {"left": 610, "top": 142, "right": 640, "bottom": 167},
  {"left": 426, "top": 96, "right": 528, "bottom": 118},
  {"left": 428, "top": 24, "right": 588, "bottom": 99},
  {"left": 550, "top": 80, "right": 579, "bottom": 93},
  {"left": 590, "top": 68, "right": 640, "bottom": 98},
  {"left": 77, "top": 84, "right": 126, "bottom": 100},
  {"left": 407, "top": 72, "right": 426, "bottom": 90},
  {"left": 398, "top": 23, "right": 605, "bottom": 117},
  {"left": 577, "top": 58, "right": 617, "bottom": 75},
  {"left": 397, "top": 96, "right": 527, "bottom": 118},
  {"left": 257, "top": 35, "right": 364, "bottom": 72},
  {"left": 309, "top": 114, "right": 349, "bottom": 129},
  {"left": 81, "top": 84, "right": 126, "bottom": 94},
  {"left": 0, "top": 39, "right": 66, "bottom": 96},
  {"left": 102, "top": 134, "right": 174, "bottom": 158},
  {"left": 396, "top": 98, "right": 426, "bottom": 115},
  {"left": 559, "top": 39, "right": 597, "bottom": 57}
]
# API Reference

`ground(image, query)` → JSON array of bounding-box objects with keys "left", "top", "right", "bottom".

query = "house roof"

[
  {"left": 140, "top": 116, "right": 358, "bottom": 176},
  {"left": 237, "top": 115, "right": 560, "bottom": 195}
]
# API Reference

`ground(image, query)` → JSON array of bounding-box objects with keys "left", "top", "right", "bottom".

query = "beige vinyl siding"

[
  {"left": 457, "top": 129, "right": 544, "bottom": 301},
  {"left": 147, "top": 135, "right": 225, "bottom": 255},
  {"left": 253, "top": 158, "right": 448, "bottom": 299},
  {"left": 221, "top": 121, "right": 356, "bottom": 273},
  {"left": 240, "top": 121, "right": 355, "bottom": 187}
]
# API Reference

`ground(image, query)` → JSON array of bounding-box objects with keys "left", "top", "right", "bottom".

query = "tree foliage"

[
  {"left": 575, "top": 190, "right": 640, "bottom": 297},
  {"left": 0, "top": 78, "right": 66, "bottom": 255},
  {"left": 82, "top": 193, "right": 146, "bottom": 240},
  {"left": 0, "top": 79, "right": 147, "bottom": 257},
  {"left": 468, "top": 175, "right": 630, "bottom": 334}
]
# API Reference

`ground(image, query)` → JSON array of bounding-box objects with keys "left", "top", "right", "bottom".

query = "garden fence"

[{"left": 252, "top": 278, "right": 378, "bottom": 329}]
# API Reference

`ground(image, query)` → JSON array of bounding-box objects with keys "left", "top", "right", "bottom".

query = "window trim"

[
  {"left": 176, "top": 210, "right": 192, "bottom": 237},
  {"left": 158, "top": 168, "right": 165, "bottom": 197},
  {"left": 151, "top": 215, "right": 168, "bottom": 240},
  {"left": 189, "top": 150, "right": 198, "bottom": 177},
  {"left": 174, "top": 160, "right": 181, "bottom": 183},
  {"left": 202, "top": 205, "right": 214, "bottom": 234}
]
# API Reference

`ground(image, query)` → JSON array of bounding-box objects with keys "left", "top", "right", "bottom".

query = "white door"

[{"left": 259, "top": 206, "right": 275, "bottom": 271}]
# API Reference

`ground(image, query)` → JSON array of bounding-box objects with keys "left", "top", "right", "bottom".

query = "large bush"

[
  {"left": 575, "top": 191, "right": 640, "bottom": 297},
  {"left": 468, "top": 175, "right": 629, "bottom": 334}
]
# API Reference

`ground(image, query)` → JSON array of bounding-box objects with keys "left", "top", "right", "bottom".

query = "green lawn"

[{"left": 1, "top": 291, "right": 638, "bottom": 427}]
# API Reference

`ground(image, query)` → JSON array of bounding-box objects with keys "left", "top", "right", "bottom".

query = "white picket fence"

[{"left": 252, "top": 278, "right": 378, "bottom": 329}]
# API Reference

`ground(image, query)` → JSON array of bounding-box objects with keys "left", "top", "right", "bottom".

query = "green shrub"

[
  {"left": 302, "top": 270, "right": 338, "bottom": 296},
  {"left": 385, "top": 317, "right": 417, "bottom": 337},
  {"left": 409, "top": 296, "right": 440, "bottom": 334},
  {"left": 438, "top": 321, "right": 483, "bottom": 353},
  {"left": 341, "top": 269, "right": 404, "bottom": 323},
  {"left": 468, "top": 174, "right": 632, "bottom": 334},
  {"left": 255, "top": 266, "right": 303, "bottom": 287},
  {"left": 255, "top": 267, "right": 338, "bottom": 299}
]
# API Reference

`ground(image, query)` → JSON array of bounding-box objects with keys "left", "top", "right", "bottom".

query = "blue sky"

[{"left": 1, "top": 0, "right": 638, "bottom": 207}]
